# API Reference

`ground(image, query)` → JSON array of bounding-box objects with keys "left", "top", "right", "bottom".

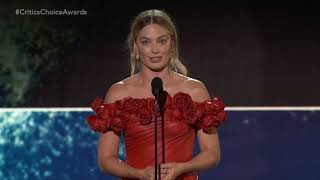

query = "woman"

[{"left": 87, "top": 9, "right": 227, "bottom": 180}]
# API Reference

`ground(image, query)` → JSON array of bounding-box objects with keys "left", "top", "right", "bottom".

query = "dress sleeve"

[
  {"left": 195, "top": 97, "right": 227, "bottom": 134},
  {"left": 86, "top": 98, "right": 127, "bottom": 136}
]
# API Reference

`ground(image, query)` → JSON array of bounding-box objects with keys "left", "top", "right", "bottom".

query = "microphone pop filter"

[{"left": 151, "top": 77, "right": 163, "bottom": 97}]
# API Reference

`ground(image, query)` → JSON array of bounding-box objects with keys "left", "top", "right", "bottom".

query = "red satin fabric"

[
  {"left": 87, "top": 92, "right": 227, "bottom": 180},
  {"left": 124, "top": 116, "right": 197, "bottom": 180}
]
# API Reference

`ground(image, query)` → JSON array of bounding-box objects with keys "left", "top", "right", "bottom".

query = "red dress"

[{"left": 87, "top": 92, "right": 227, "bottom": 180}]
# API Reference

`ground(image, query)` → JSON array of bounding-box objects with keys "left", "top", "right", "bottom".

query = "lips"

[{"left": 149, "top": 56, "right": 162, "bottom": 63}]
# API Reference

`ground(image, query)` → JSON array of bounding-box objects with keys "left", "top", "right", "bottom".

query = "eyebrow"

[{"left": 139, "top": 35, "right": 169, "bottom": 40}]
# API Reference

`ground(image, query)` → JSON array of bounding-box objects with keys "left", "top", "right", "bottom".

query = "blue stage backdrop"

[{"left": 0, "top": 108, "right": 319, "bottom": 180}]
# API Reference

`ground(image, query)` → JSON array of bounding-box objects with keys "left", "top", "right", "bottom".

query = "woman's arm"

[
  {"left": 97, "top": 83, "right": 154, "bottom": 179},
  {"left": 179, "top": 130, "right": 220, "bottom": 173},
  {"left": 98, "top": 131, "right": 140, "bottom": 177},
  {"left": 181, "top": 80, "right": 221, "bottom": 172},
  {"left": 98, "top": 131, "right": 156, "bottom": 180}
]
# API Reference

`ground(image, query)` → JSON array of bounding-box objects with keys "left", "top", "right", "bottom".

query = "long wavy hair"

[{"left": 127, "top": 9, "right": 188, "bottom": 76}]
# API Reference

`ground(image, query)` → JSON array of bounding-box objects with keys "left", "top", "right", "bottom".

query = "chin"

[
  {"left": 148, "top": 65, "right": 167, "bottom": 72},
  {"left": 142, "top": 61, "right": 169, "bottom": 72}
]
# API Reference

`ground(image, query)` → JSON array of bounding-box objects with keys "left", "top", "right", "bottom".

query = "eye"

[
  {"left": 160, "top": 39, "right": 167, "bottom": 44},
  {"left": 141, "top": 41, "right": 149, "bottom": 45}
]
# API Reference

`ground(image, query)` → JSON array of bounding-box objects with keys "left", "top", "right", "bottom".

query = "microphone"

[
  {"left": 151, "top": 77, "right": 163, "bottom": 98},
  {"left": 151, "top": 77, "right": 164, "bottom": 180}
]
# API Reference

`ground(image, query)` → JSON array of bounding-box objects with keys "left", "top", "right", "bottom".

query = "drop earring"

[{"left": 135, "top": 52, "right": 140, "bottom": 60}]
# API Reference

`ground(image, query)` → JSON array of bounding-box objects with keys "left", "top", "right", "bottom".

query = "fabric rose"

[
  {"left": 203, "top": 101, "right": 216, "bottom": 115},
  {"left": 117, "top": 110, "right": 131, "bottom": 121},
  {"left": 87, "top": 115, "right": 109, "bottom": 133},
  {"left": 112, "top": 116, "right": 126, "bottom": 135},
  {"left": 136, "top": 99, "right": 148, "bottom": 109},
  {"left": 114, "top": 100, "right": 124, "bottom": 110},
  {"left": 173, "top": 92, "right": 193, "bottom": 111},
  {"left": 183, "top": 109, "right": 198, "bottom": 124},
  {"left": 194, "top": 103, "right": 205, "bottom": 119},
  {"left": 129, "top": 113, "right": 139, "bottom": 123},
  {"left": 212, "top": 97, "right": 225, "bottom": 112},
  {"left": 163, "top": 94, "right": 173, "bottom": 110},
  {"left": 98, "top": 104, "right": 115, "bottom": 120},
  {"left": 217, "top": 111, "right": 227, "bottom": 123},
  {"left": 164, "top": 109, "right": 181, "bottom": 121},
  {"left": 196, "top": 96, "right": 227, "bottom": 133},
  {"left": 136, "top": 107, "right": 153, "bottom": 125},
  {"left": 86, "top": 93, "right": 227, "bottom": 135},
  {"left": 91, "top": 98, "right": 104, "bottom": 112},
  {"left": 199, "top": 114, "right": 219, "bottom": 133},
  {"left": 123, "top": 98, "right": 139, "bottom": 113},
  {"left": 146, "top": 98, "right": 155, "bottom": 111}
]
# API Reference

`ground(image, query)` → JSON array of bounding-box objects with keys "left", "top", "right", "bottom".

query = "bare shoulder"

[
  {"left": 183, "top": 77, "right": 211, "bottom": 102},
  {"left": 104, "top": 82, "right": 127, "bottom": 103},
  {"left": 104, "top": 76, "right": 137, "bottom": 103}
]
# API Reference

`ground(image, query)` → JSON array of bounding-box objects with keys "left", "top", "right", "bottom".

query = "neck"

[{"left": 139, "top": 66, "right": 173, "bottom": 89}]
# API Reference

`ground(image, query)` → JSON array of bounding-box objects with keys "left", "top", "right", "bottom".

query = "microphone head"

[{"left": 151, "top": 77, "right": 163, "bottom": 97}]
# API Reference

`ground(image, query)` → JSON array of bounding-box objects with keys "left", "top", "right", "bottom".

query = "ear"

[
  {"left": 133, "top": 42, "right": 138, "bottom": 52},
  {"left": 171, "top": 39, "right": 175, "bottom": 49},
  {"left": 171, "top": 41, "right": 175, "bottom": 54}
]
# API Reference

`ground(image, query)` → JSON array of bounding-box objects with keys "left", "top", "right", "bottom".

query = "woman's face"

[{"left": 135, "top": 24, "right": 173, "bottom": 72}]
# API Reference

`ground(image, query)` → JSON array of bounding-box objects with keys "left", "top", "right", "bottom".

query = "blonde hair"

[{"left": 127, "top": 9, "right": 188, "bottom": 76}]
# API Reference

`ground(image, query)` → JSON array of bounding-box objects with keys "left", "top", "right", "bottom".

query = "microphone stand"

[
  {"left": 160, "top": 96, "right": 165, "bottom": 164},
  {"left": 154, "top": 94, "right": 166, "bottom": 180},
  {"left": 151, "top": 77, "right": 165, "bottom": 180},
  {"left": 154, "top": 98, "right": 159, "bottom": 180}
]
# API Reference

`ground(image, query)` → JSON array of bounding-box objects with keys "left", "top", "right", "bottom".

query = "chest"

[{"left": 125, "top": 116, "right": 194, "bottom": 140}]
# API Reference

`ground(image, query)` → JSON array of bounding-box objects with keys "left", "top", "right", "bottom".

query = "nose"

[{"left": 151, "top": 43, "right": 159, "bottom": 54}]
